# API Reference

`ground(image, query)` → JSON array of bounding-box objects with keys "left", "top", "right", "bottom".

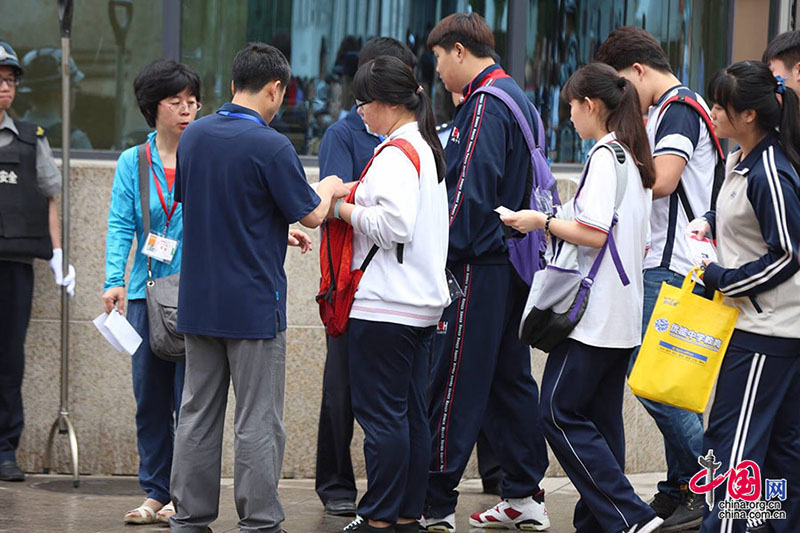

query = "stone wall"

[{"left": 17, "top": 160, "right": 665, "bottom": 479}]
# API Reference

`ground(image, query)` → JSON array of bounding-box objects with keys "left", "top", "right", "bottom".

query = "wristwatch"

[{"left": 544, "top": 214, "right": 555, "bottom": 235}]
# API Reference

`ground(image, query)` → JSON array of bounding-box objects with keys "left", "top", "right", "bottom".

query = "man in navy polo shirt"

[
  {"left": 314, "top": 36, "right": 418, "bottom": 518},
  {"left": 169, "top": 42, "right": 348, "bottom": 533}
]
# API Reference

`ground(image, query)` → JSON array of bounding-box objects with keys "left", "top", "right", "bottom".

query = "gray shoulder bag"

[{"left": 138, "top": 144, "right": 185, "bottom": 363}]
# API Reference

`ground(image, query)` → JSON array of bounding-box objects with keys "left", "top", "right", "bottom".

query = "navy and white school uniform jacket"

[
  {"left": 703, "top": 135, "right": 800, "bottom": 355},
  {"left": 444, "top": 64, "right": 535, "bottom": 264}
]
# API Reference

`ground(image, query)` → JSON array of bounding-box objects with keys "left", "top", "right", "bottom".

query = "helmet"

[
  {"left": 19, "top": 47, "right": 84, "bottom": 92},
  {"left": 0, "top": 41, "right": 23, "bottom": 77}
]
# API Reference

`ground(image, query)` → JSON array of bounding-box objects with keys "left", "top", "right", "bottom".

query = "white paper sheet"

[
  {"left": 93, "top": 311, "right": 142, "bottom": 355},
  {"left": 93, "top": 312, "right": 125, "bottom": 352}
]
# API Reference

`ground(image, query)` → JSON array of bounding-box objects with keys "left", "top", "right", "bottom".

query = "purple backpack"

[{"left": 473, "top": 85, "right": 560, "bottom": 285}]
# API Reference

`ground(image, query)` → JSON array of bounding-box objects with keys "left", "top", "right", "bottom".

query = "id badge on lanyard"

[{"left": 141, "top": 143, "right": 179, "bottom": 264}]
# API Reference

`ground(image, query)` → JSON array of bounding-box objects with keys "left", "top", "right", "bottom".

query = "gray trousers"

[{"left": 170, "top": 332, "right": 287, "bottom": 532}]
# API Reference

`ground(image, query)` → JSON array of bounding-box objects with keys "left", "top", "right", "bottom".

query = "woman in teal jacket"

[{"left": 102, "top": 59, "right": 201, "bottom": 525}]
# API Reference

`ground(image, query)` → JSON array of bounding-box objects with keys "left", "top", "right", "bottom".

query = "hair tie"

[
  {"left": 617, "top": 77, "right": 626, "bottom": 89},
  {"left": 775, "top": 74, "right": 787, "bottom": 94},
  {"left": 416, "top": 85, "right": 423, "bottom": 95}
]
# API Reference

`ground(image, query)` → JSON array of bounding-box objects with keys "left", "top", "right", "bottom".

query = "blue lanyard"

[{"left": 217, "top": 109, "right": 267, "bottom": 126}]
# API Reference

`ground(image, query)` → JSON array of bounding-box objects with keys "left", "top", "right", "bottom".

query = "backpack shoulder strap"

[
  {"left": 384, "top": 138, "right": 421, "bottom": 177},
  {"left": 658, "top": 94, "right": 725, "bottom": 162},
  {"left": 596, "top": 141, "right": 628, "bottom": 210},
  {"left": 473, "top": 84, "right": 540, "bottom": 151},
  {"left": 356, "top": 137, "right": 422, "bottom": 266},
  {"left": 582, "top": 140, "right": 630, "bottom": 287}
]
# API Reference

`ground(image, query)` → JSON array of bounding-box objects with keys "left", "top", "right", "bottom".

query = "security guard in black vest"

[{"left": 0, "top": 40, "right": 75, "bottom": 482}]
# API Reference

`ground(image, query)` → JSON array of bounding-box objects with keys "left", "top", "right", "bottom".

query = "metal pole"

[{"left": 44, "top": 0, "right": 79, "bottom": 488}]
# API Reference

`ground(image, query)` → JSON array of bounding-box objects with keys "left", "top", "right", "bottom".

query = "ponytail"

[
  {"left": 607, "top": 77, "right": 655, "bottom": 188},
  {"left": 354, "top": 56, "right": 446, "bottom": 182},
  {"left": 778, "top": 85, "right": 800, "bottom": 170},
  {"left": 415, "top": 86, "right": 447, "bottom": 182},
  {"left": 562, "top": 62, "right": 655, "bottom": 188}
]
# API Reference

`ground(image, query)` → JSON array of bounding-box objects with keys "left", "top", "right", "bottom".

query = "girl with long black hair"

[
  {"left": 502, "top": 62, "right": 661, "bottom": 533},
  {"left": 330, "top": 55, "right": 449, "bottom": 533},
  {"left": 695, "top": 60, "right": 800, "bottom": 533}
]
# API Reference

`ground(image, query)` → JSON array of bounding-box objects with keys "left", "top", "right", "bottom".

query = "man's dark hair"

[
  {"left": 133, "top": 59, "right": 201, "bottom": 128},
  {"left": 426, "top": 12, "right": 495, "bottom": 59},
  {"left": 358, "top": 37, "right": 417, "bottom": 69},
  {"left": 595, "top": 26, "right": 672, "bottom": 74},
  {"left": 763, "top": 30, "right": 800, "bottom": 70},
  {"left": 232, "top": 42, "right": 291, "bottom": 94}
]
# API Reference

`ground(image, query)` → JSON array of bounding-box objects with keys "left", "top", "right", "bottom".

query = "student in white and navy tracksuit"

[
  {"left": 331, "top": 56, "right": 450, "bottom": 533},
  {"left": 503, "top": 63, "right": 661, "bottom": 533},
  {"left": 698, "top": 61, "right": 800, "bottom": 533}
]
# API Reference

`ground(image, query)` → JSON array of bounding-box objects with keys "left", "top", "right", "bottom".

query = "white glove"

[{"left": 49, "top": 248, "right": 77, "bottom": 297}]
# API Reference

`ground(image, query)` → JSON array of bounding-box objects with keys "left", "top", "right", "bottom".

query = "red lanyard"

[{"left": 145, "top": 142, "right": 178, "bottom": 230}]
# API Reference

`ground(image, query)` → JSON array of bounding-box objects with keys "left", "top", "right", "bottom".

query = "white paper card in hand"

[
  {"left": 104, "top": 310, "right": 143, "bottom": 355},
  {"left": 494, "top": 205, "right": 515, "bottom": 217},
  {"left": 93, "top": 312, "right": 125, "bottom": 352},
  {"left": 686, "top": 234, "right": 718, "bottom": 266}
]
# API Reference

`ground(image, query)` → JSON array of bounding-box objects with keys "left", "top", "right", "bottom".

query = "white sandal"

[
  {"left": 157, "top": 502, "right": 176, "bottom": 523},
  {"left": 123, "top": 504, "right": 158, "bottom": 524}
]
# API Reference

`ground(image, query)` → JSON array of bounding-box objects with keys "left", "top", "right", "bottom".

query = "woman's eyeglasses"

[
  {"left": 161, "top": 100, "right": 202, "bottom": 113},
  {"left": 355, "top": 99, "right": 372, "bottom": 109}
]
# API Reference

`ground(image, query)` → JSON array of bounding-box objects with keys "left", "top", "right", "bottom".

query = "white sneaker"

[
  {"left": 419, "top": 513, "right": 456, "bottom": 532},
  {"left": 469, "top": 496, "right": 550, "bottom": 530}
]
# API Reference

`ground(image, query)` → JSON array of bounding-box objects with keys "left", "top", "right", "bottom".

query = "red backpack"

[{"left": 316, "top": 138, "right": 421, "bottom": 337}]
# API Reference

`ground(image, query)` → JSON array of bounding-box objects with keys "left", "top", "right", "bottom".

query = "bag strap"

[
  {"left": 583, "top": 140, "right": 630, "bottom": 287},
  {"left": 658, "top": 94, "right": 725, "bottom": 162},
  {"left": 656, "top": 94, "right": 727, "bottom": 268},
  {"left": 474, "top": 85, "right": 541, "bottom": 150},
  {"left": 352, "top": 138, "right": 421, "bottom": 270},
  {"left": 657, "top": 94, "right": 727, "bottom": 213},
  {"left": 137, "top": 143, "right": 153, "bottom": 279},
  {"left": 473, "top": 85, "right": 556, "bottom": 212}
]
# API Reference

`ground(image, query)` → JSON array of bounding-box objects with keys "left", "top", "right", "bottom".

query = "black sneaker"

[
  {"left": 341, "top": 516, "right": 395, "bottom": 533},
  {"left": 394, "top": 522, "right": 419, "bottom": 533},
  {"left": 661, "top": 489, "right": 704, "bottom": 531},
  {"left": 620, "top": 514, "right": 664, "bottom": 533},
  {"left": 0, "top": 460, "right": 25, "bottom": 482},
  {"left": 649, "top": 490, "right": 680, "bottom": 519}
]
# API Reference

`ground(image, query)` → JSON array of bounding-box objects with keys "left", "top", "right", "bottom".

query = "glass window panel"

[
  {"left": 181, "top": 0, "right": 507, "bottom": 155},
  {"left": 526, "top": 0, "right": 732, "bottom": 163},
  {"left": 1, "top": 0, "right": 163, "bottom": 150}
]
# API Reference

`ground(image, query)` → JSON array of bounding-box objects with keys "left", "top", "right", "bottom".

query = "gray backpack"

[
  {"left": 138, "top": 143, "right": 185, "bottom": 363},
  {"left": 519, "top": 141, "right": 631, "bottom": 352}
]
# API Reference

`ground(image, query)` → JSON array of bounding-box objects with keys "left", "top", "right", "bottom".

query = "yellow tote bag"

[{"left": 628, "top": 267, "right": 739, "bottom": 413}]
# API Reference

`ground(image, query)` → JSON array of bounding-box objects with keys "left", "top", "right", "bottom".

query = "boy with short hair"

[
  {"left": 596, "top": 26, "right": 719, "bottom": 532},
  {"left": 763, "top": 30, "right": 800, "bottom": 94},
  {"left": 420, "top": 12, "right": 550, "bottom": 532}
]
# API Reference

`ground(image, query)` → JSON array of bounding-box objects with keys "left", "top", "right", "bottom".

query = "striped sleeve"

[
  {"left": 654, "top": 103, "right": 701, "bottom": 161},
  {"left": 703, "top": 147, "right": 800, "bottom": 296}
]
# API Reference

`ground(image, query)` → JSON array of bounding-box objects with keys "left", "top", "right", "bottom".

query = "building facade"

[{"left": 1, "top": 0, "right": 797, "bottom": 163}]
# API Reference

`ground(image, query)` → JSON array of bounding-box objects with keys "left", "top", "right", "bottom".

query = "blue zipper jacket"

[
  {"left": 704, "top": 134, "right": 800, "bottom": 354},
  {"left": 444, "top": 64, "right": 536, "bottom": 264},
  {"left": 104, "top": 131, "right": 183, "bottom": 300}
]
